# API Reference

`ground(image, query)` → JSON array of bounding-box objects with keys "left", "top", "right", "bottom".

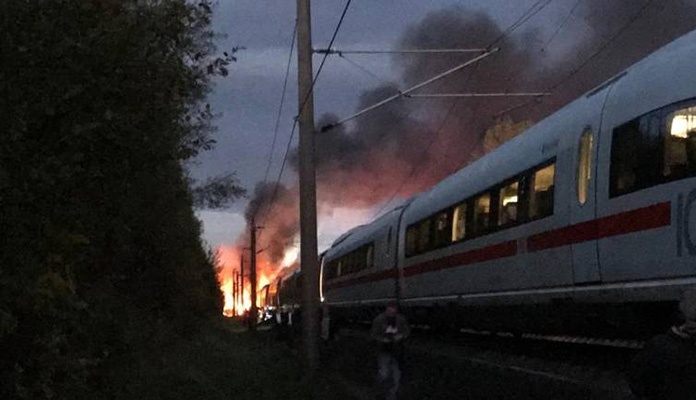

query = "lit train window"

[
  {"left": 665, "top": 105, "right": 696, "bottom": 178},
  {"left": 498, "top": 181, "right": 519, "bottom": 226},
  {"left": 577, "top": 129, "right": 593, "bottom": 205},
  {"left": 472, "top": 193, "right": 491, "bottom": 234},
  {"left": 529, "top": 163, "right": 555, "bottom": 219},
  {"left": 610, "top": 99, "right": 696, "bottom": 197},
  {"left": 451, "top": 203, "right": 467, "bottom": 242}
]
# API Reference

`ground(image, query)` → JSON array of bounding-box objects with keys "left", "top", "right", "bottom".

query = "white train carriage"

[
  {"left": 322, "top": 28, "right": 696, "bottom": 337},
  {"left": 322, "top": 206, "right": 406, "bottom": 308}
]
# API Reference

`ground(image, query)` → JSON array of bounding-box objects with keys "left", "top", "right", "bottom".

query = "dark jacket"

[
  {"left": 370, "top": 312, "right": 410, "bottom": 355},
  {"left": 627, "top": 328, "right": 696, "bottom": 399}
]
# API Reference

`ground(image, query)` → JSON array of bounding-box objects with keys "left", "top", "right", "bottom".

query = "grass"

[{"left": 100, "top": 318, "right": 345, "bottom": 400}]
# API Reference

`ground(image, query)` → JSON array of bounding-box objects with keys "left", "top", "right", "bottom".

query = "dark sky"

[
  {"left": 195, "top": 0, "right": 551, "bottom": 246},
  {"left": 193, "top": 0, "right": 696, "bottom": 249}
]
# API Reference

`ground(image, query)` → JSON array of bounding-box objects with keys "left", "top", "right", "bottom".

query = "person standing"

[
  {"left": 627, "top": 289, "right": 696, "bottom": 398},
  {"left": 370, "top": 301, "right": 410, "bottom": 400}
]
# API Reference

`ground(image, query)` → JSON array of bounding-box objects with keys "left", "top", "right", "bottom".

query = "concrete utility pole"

[
  {"left": 239, "top": 254, "right": 244, "bottom": 314},
  {"left": 296, "top": 0, "right": 320, "bottom": 372},
  {"left": 249, "top": 218, "right": 258, "bottom": 331},
  {"left": 232, "top": 269, "right": 237, "bottom": 317}
]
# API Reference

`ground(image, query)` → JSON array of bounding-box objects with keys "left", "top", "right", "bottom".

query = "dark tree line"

[{"left": 0, "top": 1, "right": 241, "bottom": 398}]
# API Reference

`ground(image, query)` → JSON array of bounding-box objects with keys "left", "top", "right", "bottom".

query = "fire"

[
  {"left": 221, "top": 279, "right": 235, "bottom": 317},
  {"left": 216, "top": 244, "right": 297, "bottom": 317},
  {"left": 280, "top": 246, "right": 299, "bottom": 268}
]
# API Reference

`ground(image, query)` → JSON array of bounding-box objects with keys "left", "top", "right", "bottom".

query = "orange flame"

[{"left": 216, "top": 245, "right": 294, "bottom": 317}]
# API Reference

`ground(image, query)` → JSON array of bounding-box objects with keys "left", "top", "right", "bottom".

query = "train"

[{"left": 281, "top": 28, "right": 696, "bottom": 339}]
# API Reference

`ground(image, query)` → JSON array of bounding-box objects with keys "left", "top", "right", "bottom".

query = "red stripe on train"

[
  {"left": 402, "top": 240, "right": 517, "bottom": 277},
  {"left": 325, "top": 201, "right": 672, "bottom": 291},
  {"left": 527, "top": 202, "right": 671, "bottom": 252},
  {"left": 324, "top": 241, "right": 517, "bottom": 290},
  {"left": 324, "top": 268, "right": 396, "bottom": 290}
]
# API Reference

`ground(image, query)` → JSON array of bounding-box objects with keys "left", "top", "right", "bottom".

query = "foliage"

[
  {"left": 192, "top": 173, "right": 247, "bottom": 209},
  {"left": 0, "top": 1, "right": 235, "bottom": 398},
  {"left": 101, "top": 319, "right": 344, "bottom": 400}
]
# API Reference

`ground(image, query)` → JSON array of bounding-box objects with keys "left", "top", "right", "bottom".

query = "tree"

[
  {"left": 192, "top": 173, "right": 247, "bottom": 209},
  {"left": 0, "top": 1, "right": 234, "bottom": 398}
]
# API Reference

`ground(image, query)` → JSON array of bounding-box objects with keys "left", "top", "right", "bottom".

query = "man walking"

[{"left": 370, "top": 301, "right": 410, "bottom": 400}]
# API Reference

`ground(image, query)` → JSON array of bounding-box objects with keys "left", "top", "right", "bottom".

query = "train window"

[
  {"left": 337, "top": 259, "right": 343, "bottom": 277},
  {"left": 472, "top": 193, "right": 491, "bottom": 235},
  {"left": 498, "top": 181, "right": 519, "bottom": 226},
  {"left": 529, "top": 163, "right": 555, "bottom": 219},
  {"left": 352, "top": 249, "right": 361, "bottom": 272},
  {"left": 343, "top": 254, "right": 353, "bottom": 275},
  {"left": 325, "top": 261, "right": 336, "bottom": 280},
  {"left": 405, "top": 225, "right": 418, "bottom": 257},
  {"left": 366, "top": 244, "right": 374, "bottom": 268},
  {"left": 610, "top": 112, "right": 662, "bottom": 197},
  {"left": 577, "top": 129, "right": 593, "bottom": 205},
  {"left": 417, "top": 219, "right": 432, "bottom": 253},
  {"left": 665, "top": 105, "right": 696, "bottom": 179},
  {"left": 451, "top": 203, "right": 467, "bottom": 242},
  {"left": 433, "top": 210, "right": 452, "bottom": 248}
]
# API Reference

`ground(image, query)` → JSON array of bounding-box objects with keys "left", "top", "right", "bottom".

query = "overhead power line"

[
  {"left": 314, "top": 48, "right": 487, "bottom": 55},
  {"left": 258, "top": 0, "right": 352, "bottom": 228},
  {"left": 542, "top": 0, "right": 582, "bottom": 50},
  {"left": 261, "top": 21, "right": 298, "bottom": 188},
  {"left": 491, "top": 0, "right": 552, "bottom": 46},
  {"left": 338, "top": 53, "right": 393, "bottom": 86},
  {"left": 406, "top": 92, "right": 550, "bottom": 98},
  {"left": 297, "top": 0, "right": 352, "bottom": 119},
  {"left": 495, "top": 0, "right": 653, "bottom": 118},
  {"left": 369, "top": 0, "right": 556, "bottom": 219},
  {"left": 320, "top": 48, "right": 499, "bottom": 132}
]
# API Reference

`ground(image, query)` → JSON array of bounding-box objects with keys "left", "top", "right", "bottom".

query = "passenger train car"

[{"left": 320, "top": 28, "right": 696, "bottom": 338}]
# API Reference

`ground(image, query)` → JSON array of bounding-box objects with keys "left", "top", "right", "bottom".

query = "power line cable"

[
  {"left": 261, "top": 21, "right": 297, "bottom": 187},
  {"left": 298, "top": 0, "right": 352, "bottom": 118},
  {"left": 542, "top": 0, "right": 581, "bottom": 51},
  {"left": 370, "top": 0, "right": 556, "bottom": 218},
  {"left": 338, "top": 53, "right": 395, "bottom": 87},
  {"left": 491, "top": 0, "right": 552, "bottom": 46},
  {"left": 257, "top": 0, "right": 352, "bottom": 228},
  {"left": 496, "top": 0, "right": 652, "bottom": 118}
]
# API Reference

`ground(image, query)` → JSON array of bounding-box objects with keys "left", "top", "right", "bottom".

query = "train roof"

[
  {"left": 325, "top": 204, "right": 410, "bottom": 258},
  {"left": 404, "top": 27, "right": 696, "bottom": 224}
]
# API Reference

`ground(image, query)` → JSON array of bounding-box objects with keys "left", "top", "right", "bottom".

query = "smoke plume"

[{"left": 228, "top": 1, "right": 696, "bottom": 285}]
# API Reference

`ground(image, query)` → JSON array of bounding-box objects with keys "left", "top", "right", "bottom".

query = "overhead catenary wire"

[
  {"left": 314, "top": 48, "right": 488, "bottom": 55},
  {"left": 369, "top": 0, "right": 556, "bottom": 218},
  {"left": 257, "top": 0, "right": 352, "bottom": 229},
  {"left": 406, "top": 92, "right": 551, "bottom": 98},
  {"left": 490, "top": 0, "right": 552, "bottom": 46},
  {"left": 297, "top": 0, "right": 352, "bottom": 120},
  {"left": 542, "top": 0, "right": 582, "bottom": 51},
  {"left": 320, "top": 48, "right": 499, "bottom": 132},
  {"left": 495, "top": 0, "right": 653, "bottom": 118},
  {"left": 320, "top": 0, "right": 554, "bottom": 135},
  {"left": 261, "top": 21, "right": 298, "bottom": 189},
  {"left": 338, "top": 53, "right": 395, "bottom": 86}
]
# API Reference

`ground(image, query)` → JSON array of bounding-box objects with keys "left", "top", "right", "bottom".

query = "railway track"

[{"left": 336, "top": 326, "right": 637, "bottom": 399}]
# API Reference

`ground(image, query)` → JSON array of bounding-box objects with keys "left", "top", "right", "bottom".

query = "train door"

[{"left": 570, "top": 126, "right": 602, "bottom": 283}]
